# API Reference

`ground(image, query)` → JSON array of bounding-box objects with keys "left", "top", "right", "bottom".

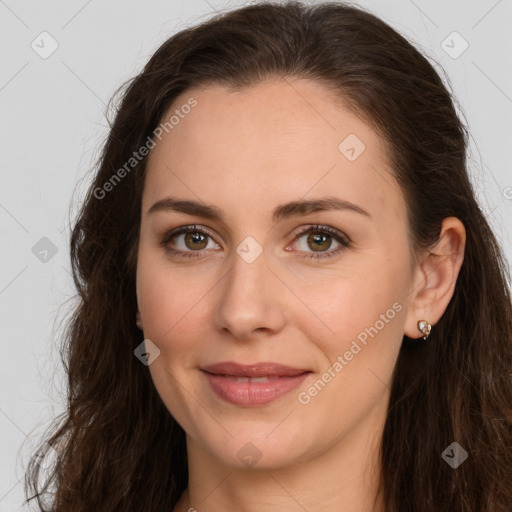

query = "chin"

[{"left": 193, "top": 421, "right": 320, "bottom": 471}]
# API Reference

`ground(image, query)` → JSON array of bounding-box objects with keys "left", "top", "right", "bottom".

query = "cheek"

[
  {"left": 136, "top": 253, "right": 208, "bottom": 430},
  {"left": 299, "top": 258, "right": 405, "bottom": 330},
  {"left": 136, "top": 248, "right": 206, "bottom": 339},
  {"left": 135, "top": 249, "right": 221, "bottom": 396},
  {"left": 291, "top": 270, "right": 405, "bottom": 433},
  {"left": 291, "top": 255, "right": 407, "bottom": 380}
]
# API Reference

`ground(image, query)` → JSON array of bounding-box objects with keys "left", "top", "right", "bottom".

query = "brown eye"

[
  {"left": 292, "top": 225, "right": 350, "bottom": 261},
  {"left": 161, "top": 225, "right": 221, "bottom": 258},
  {"left": 306, "top": 232, "right": 333, "bottom": 252},
  {"left": 183, "top": 231, "right": 208, "bottom": 250}
]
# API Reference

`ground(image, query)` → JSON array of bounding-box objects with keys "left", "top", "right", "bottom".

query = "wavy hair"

[{"left": 25, "top": 2, "right": 512, "bottom": 510}]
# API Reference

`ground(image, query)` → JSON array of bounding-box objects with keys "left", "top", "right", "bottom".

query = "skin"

[{"left": 135, "top": 78, "right": 465, "bottom": 511}]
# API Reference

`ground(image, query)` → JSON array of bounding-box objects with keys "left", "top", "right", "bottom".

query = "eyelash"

[{"left": 160, "top": 224, "right": 351, "bottom": 261}]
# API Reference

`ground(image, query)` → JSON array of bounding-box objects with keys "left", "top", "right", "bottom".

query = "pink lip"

[{"left": 201, "top": 361, "right": 311, "bottom": 406}]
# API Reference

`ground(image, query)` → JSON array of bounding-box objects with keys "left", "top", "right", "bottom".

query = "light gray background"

[{"left": 1, "top": 0, "right": 511, "bottom": 509}]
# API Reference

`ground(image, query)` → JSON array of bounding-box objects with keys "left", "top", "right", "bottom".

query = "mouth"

[{"left": 200, "top": 361, "right": 312, "bottom": 406}]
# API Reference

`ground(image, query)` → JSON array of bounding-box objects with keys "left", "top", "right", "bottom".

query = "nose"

[{"left": 212, "top": 247, "right": 287, "bottom": 340}]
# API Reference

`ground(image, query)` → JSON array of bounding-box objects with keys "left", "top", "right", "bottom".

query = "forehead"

[{"left": 143, "top": 79, "right": 403, "bottom": 224}]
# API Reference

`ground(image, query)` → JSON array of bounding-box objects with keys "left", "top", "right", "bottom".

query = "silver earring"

[{"left": 417, "top": 319, "right": 431, "bottom": 340}]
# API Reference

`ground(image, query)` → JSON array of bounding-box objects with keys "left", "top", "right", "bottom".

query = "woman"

[{"left": 25, "top": 1, "right": 512, "bottom": 511}]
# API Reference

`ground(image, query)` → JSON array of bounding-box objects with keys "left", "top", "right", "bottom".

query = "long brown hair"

[{"left": 25, "top": 2, "right": 512, "bottom": 510}]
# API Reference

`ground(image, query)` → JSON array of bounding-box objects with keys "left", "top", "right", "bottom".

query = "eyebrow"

[{"left": 147, "top": 196, "right": 371, "bottom": 222}]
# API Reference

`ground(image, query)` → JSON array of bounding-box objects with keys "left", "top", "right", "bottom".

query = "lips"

[
  {"left": 201, "top": 361, "right": 311, "bottom": 406},
  {"left": 202, "top": 361, "right": 309, "bottom": 378}
]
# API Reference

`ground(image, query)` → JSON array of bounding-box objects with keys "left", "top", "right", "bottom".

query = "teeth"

[{"left": 223, "top": 375, "right": 279, "bottom": 383}]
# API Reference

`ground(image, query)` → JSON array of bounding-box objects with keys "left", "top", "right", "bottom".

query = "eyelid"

[
  {"left": 161, "top": 224, "right": 220, "bottom": 245},
  {"left": 289, "top": 224, "right": 351, "bottom": 246},
  {"left": 161, "top": 223, "right": 351, "bottom": 259},
  {"left": 286, "top": 224, "right": 351, "bottom": 261}
]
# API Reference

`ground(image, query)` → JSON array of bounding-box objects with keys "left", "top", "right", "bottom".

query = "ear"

[
  {"left": 136, "top": 309, "right": 143, "bottom": 330},
  {"left": 404, "top": 217, "right": 466, "bottom": 339}
]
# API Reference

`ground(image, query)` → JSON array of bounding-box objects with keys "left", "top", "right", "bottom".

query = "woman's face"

[{"left": 136, "top": 79, "right": 418, "bottom": 470}]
